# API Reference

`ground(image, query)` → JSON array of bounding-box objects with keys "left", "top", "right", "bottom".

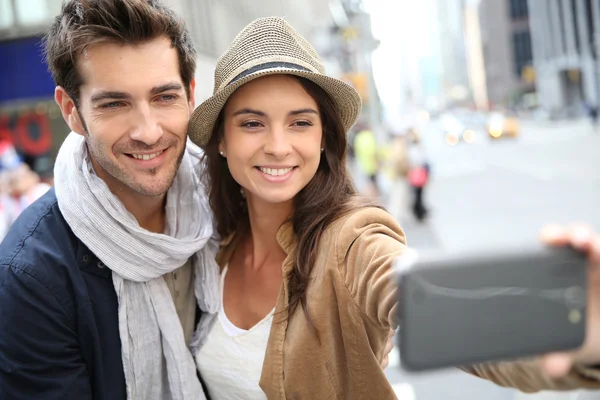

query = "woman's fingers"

[{"left": 540, "top": 353, "right": 574, "bottom": 378}]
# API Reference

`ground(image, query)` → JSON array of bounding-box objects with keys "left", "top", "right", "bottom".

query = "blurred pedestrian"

[
  {"left": 590, "top": 106, "right": 598, "bottom": 132},
  {"left": 406, "top": 128, "right": 429, "bottom": 222},
  {"left": 0, "top": 164, "right": 50, "bottom": 240},
  {"left": 387, "top": 129, "right": 411, "bottom": 221},
  {"left": 584, "top": 101, "right": 598, "bottom": 131},
  {"left": 353, "top": 123, "right": 381, "bottom": 198},
  {"left": 0, "top": 140, "right": 22, "bottom": 171}
]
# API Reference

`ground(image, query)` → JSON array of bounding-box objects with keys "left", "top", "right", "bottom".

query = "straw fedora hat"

[{"left": 188, "top": 17, "right": 363, "bottom": 148}]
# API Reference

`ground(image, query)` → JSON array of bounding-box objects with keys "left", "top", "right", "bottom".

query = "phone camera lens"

[{"left": 564, "top": 286, "right": 586, "bottom": 309}]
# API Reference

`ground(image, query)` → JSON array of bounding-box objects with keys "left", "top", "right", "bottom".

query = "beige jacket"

[{"left": 217, "top": 207, "right": 600, "bottom": 399}]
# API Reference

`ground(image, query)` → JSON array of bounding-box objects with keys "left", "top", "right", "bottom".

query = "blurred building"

[
  {"left": 409, "top": 0, "right": 470, "bottom": 112},
  {"left": 169, "top": 0, "right": 382, "bottom": 128},
  {"left": 0, "top": 0, "right": 63, "bottom": 177},
  {"left": 165, "top": 0, "right": 345, "bottom": 102},
  {"left": 435, "top": 0, "right": 471, "bottom": 108},
  {"left": 0, "top": 0, "right": 381, "bottom": 172},
  {"left": 382, "top": 0, "right": 469, "bottom": 115},
  {"left": 528, "top": 0, "right": 600, "bottom": 118},
  {"left": 464, "top": 0, "right": 534, "bottom": 111},
  {"left": 337, "top": 1, "right": 382, "bottom": 136}
]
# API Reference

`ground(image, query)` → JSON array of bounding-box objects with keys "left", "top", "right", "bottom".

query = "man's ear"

[
  {"left": 55, "top": 87, "right": 85, "bottom": 135},
  {"left": 188, "top": 78, "right": 196, "bottom": 114}
]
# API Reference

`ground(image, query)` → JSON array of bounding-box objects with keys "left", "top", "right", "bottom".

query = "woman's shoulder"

[
  {"left": 326, "top": 206, "right": 406, "bottom": 253},
  {"left": 328, "top": 206, "right": 401, "bottom": 234},
  {"left": 321, "top": 206, "right": 407, "bottom": 311}
]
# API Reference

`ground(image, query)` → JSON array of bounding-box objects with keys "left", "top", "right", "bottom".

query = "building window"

[
  {"left": 184, "top": 0, "right": 217, "bottom": 56},
  {"left": 557, "top": 0, "right": 567, "bottom": 55},
  {"left": 15, "top": 0, "right": 50, "bottom": 26},
  {"left": 510, "top": 0, "right": 529, "bottom": 20},
  {"left": 571, "top": 0, "right": 581, "bottom": 54},
  {"left": 513, "top": 30, "right": 533, "bottom": 78},
  {"left": 0, "top": 0, "right": 14, "bottom": 29},
  {"left": 586, "top": 0, "right": 595, "bottom": 58},
  {"left": 0, "top": 0, "right": 61, "bottom": 30}
]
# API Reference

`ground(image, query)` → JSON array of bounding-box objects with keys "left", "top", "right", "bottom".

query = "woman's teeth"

[{"left": 259, "top": 167, "right": 293, "bottom": 176}]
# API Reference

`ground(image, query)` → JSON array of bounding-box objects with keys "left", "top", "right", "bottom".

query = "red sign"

[{"left": 0, "top": 112, "right": 52, "bottom": 156}]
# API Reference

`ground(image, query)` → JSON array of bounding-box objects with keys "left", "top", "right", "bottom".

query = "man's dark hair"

[{"left": 44, "top": 0, "right": 197, "bottom": 107}]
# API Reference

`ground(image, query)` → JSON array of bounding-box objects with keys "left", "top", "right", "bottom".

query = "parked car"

[
  {"left": 440, "top": 112, "right": 482, "bottom": 146},
  {"left": 486, "top": 112, "right": 520, "bottom": 139}
]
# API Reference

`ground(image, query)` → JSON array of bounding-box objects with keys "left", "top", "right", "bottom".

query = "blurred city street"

[
  {"left": 401, "top": 118, "right": 600, "bottom": 252},
  {"left": 3, "top": 0, "right": 600, "bottom": 398},
  {"left": 374, "top": 117, "right": 600, "bottom": 399}
]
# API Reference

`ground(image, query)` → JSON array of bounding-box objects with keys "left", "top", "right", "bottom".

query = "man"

[
  {"left": 0, "top": 1, "right": 219, "bottom": 399},
  {"left": 2, "top": 2, "right": 600, "bottom": 400}
]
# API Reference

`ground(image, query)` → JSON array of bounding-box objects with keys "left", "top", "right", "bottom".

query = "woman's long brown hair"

[{"left": 202, "top": 75, "right": 377, "bottom": 325}]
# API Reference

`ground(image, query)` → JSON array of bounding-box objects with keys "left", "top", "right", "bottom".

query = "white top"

[{"left": 196, "top": 266, "right": 274, "bottom": 400}]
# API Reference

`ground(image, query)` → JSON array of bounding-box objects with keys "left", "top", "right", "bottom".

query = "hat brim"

[{"left": 187, "top": 67, "right": 363, "bottom": 149}]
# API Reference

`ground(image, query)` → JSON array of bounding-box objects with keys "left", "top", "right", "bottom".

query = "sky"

[{"left": 362, "top": 0, "right": 436, "bottom": 121}]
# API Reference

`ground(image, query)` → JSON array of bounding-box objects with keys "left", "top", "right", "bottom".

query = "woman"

[
  {"left": 405, "top": 128, "right": 429, "bottom": 222},
  {"left": 189, "top": 17, "right": 600, "bottom": 399}
]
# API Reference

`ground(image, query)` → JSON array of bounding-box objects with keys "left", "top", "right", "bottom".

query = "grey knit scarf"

[{"left": 54, "top": 132, "right": 219, "bottom": 399}]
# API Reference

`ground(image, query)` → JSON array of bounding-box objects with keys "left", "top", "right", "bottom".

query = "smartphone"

[{"left": 396, "top": 245, "right": 587, "bottom": 372}]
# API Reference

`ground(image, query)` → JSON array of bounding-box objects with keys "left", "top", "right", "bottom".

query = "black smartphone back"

[{"left": 397, "top": 245, "right": 587, "bottom": 372}]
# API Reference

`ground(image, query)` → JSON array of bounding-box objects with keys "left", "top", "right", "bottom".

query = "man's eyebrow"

[
  {"left": 231, "top": 108, "right": 267, "bottom": 117},
  {"left": 150, "top": 83, "right": 184, "bottom": 95},
  {"left": 90, "top": 91, "right": 132, "bottom": 103},
  {"left": 90, "top": 83, "right": 184, "bottom": 103},
  {"left": 289, "top": 108, "right": 319, "bottom": 116}
]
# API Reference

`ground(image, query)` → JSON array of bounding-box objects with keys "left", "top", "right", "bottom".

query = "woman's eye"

[
  {"left": 241, "top": 121, "right": 262, "bottom": 129},
  {"left": 294, "top": 120, "right": 313, "bottom": 127}
]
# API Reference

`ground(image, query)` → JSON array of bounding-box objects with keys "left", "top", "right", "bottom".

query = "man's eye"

[
  {"left": 158, "top": 94, "right": 177, "bottom": 102},
  {"left": 101, "top": 102, "right": 124, "bottom": 109}
]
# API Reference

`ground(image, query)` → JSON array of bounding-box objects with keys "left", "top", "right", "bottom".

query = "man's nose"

[{"left": 129, "top": 104, "right": 163, "bottom": 145}]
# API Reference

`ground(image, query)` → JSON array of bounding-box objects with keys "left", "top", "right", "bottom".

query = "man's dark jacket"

[
  {"left": 0, "top": 188, "right": 127, "bottom": 399},
  {"left": 0, "top": 188, "right": 210, "bottom": 399}
]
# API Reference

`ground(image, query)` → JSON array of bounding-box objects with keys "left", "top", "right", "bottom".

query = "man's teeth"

[
  {"left": 259, "top": 167, "right": 293, "bottom": 176},
  {"left": 131, "top": 151, "right": 163, "bottom": 161}
]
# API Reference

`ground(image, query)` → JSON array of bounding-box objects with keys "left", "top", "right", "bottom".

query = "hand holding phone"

[
  {"left": 537, "top": 224, "right": 600, "bottom": 377},
  {"left": 396, "top": 244, "right": 588, "bottom": 372}
]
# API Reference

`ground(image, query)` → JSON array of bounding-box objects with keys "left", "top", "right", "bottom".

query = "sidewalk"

[
  {"left": 515, "top": 392, "right": 581, "bottom": 400},
  {"left": 518, "top": 118, "right": 597, "bottom": 145}
]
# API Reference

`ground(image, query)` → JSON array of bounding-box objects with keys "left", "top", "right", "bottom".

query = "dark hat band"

[{"left": 227, "top": 62, "right": 313, "bottom": 86}]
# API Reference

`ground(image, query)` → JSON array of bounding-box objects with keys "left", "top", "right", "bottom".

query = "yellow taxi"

[{"left": 487, "top": 112, "right": 519, "bottom": 139}]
